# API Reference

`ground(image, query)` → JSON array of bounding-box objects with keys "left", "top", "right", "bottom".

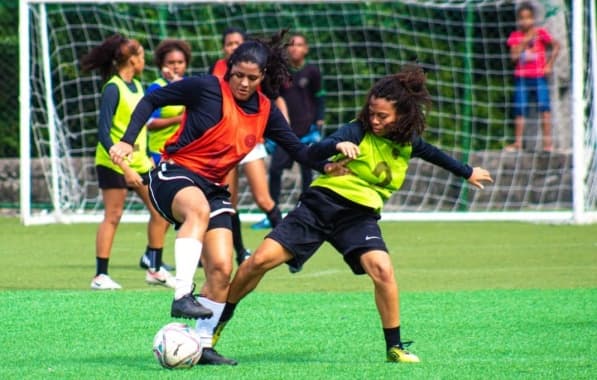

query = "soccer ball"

[{"left": 152, "top": 322, "right": 202, "bottom": 369}]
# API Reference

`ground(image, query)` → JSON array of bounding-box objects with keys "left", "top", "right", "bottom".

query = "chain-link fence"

[{"left": 0, "top": 2, "right": 19, "bottom": 158}]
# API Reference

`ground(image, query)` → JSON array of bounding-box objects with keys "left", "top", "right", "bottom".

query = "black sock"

[
  {"left": 96, "top": 257, "right": 109, "bottom": 276},
  {"left": 219, "top": 302, "right": 238, "bottom": 323},
  {"left": 231, "top": 212, "right": 247, "bottom": 256},
  {"left": 383, "top": 326, "right": 401, "bottom": 350},
  {"left": 145, "top": 246, "right": 163, "bottom": 271},
  {"left": 266, "top": 205, "right": 282, "bottom": 227}
]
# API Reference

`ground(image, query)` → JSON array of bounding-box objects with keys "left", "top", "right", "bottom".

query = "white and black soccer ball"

[{"left": 152, "top": 322, "right": 202, "bottom": 369}]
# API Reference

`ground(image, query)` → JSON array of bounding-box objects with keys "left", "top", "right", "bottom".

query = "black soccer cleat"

[
  {"left": 198, "top": 348, "right": 238, "bottom": 366},
  {"left": 139, "top": 254, "right": 174, "bottom": 271},
  {"left": 170, "top": 293, "right": 213, "bottom": 320}
]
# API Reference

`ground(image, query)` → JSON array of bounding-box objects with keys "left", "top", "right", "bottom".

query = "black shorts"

[
  {"left": 96, "top": 165, "right": 149, "bottom": 189},
  {"left": 267, "top": 187, "right": 387, "bottom": 275},
  {"left": 148, "top": 162, "right": 234, "bottom": 230}
]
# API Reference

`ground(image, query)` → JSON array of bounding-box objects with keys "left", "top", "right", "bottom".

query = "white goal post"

[{"left": 20, "top": 0, "right": 596, "bottom": 224}]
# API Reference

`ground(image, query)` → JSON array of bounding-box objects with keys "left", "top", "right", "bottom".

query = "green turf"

[
  {"left": 0, "top": 289, "right": 594, "bottom": 379},
  {"left": 0, "top": 217, "right": 595, "bottom": 379}
]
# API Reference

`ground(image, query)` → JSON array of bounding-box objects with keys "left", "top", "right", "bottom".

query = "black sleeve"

[
  {"left": 264, "top": 106, "right": 330, "bottom": 172},
  {"left": 314, "top": 95, "right": 325, "bottom": 123},
  {"left": 121, "top": 75, "right": 212, "bottom": 144},
  {"left": 306, "top": 121, "right": 364, "bottom": 159},
  {"left": 98, "top": 84, "right": 119, "bottom": 151},
  {"left": 311, "top": 65, "right": 325, "bottom": 122},
  {"left": 411, "top": 136, "right": 473, "bottom": 179}
]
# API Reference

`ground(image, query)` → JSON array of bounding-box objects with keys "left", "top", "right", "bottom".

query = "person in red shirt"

[
  {"left": 505, "top": 1, "right": 559, "bottom": 152},
  {"left": 109, "top": 31, "right": 358, "bottom": 365}
]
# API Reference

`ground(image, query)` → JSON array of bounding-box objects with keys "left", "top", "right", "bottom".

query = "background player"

[{"left": 81, "top": 34, "right": 172, "bottom": 290}]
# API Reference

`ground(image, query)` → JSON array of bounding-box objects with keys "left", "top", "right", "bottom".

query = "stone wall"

[{"left": 1, "top": 151, "right": 573, "bottom": 212}]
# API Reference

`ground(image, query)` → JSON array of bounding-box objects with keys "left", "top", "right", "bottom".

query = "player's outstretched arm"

[{"left": 467, "top": 167, "right": 493, "bottom": 190}]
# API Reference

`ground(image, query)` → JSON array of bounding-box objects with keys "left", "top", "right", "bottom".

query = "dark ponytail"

[
  {"left": 80, "top": 34, "right": 142, "bottom": 81},
  {"left": 357, "top": 64, "right": 431, "bottom": 144},
  {"left": 225, "top": 29, "right": 290, "bottom": 99}
]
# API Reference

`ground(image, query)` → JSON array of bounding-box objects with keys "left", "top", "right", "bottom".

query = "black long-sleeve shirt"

[{"left": 121, "top": 75, "right": 334, "bottom": 175}]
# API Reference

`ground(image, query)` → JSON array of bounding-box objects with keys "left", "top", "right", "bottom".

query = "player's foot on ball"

[
  {"left": 211, "top": 320, "right": 228, "bottom": 347},
  {"left": 171, "top": 293, "right": 213, "bottom": 320},
  {"left": 145, "top": 268, "right": 175, "bottom": 288},
  {"left": 139, "top": 254, "right": 174, "bottom": 271},
  {"left": 198, "top": 348, "right": 238, "bottom": 365},
  {"left": 235, "top": 249, "right": 251, "bottom": 266},
  {"left": 386, "top": 344, "right": 420, "bottom": 363},
  {"left": 90, "top": 274, "right": 122, "bottom": 290}
]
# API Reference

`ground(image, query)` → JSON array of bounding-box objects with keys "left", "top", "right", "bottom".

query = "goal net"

[{"left": 20, "top": 0, "right": 596, "bottom": 224}]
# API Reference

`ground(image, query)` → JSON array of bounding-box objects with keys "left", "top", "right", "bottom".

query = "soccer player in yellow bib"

[
  {"left": 81, "top": 34, "right": 172, "bottom": 290},
  {"left": 212, "top": 65, "right": 493, "bottom": 363}
]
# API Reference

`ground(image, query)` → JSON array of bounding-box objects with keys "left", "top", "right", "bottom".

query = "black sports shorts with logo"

[
  {"left": 267, "top": 186, "right": 388, "bottom": 275},
  {"left": 148, "top": 162, "right": 235, "bottom": 230}
]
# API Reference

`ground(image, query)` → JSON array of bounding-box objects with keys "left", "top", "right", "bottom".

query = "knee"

[
  {"left": 103, "top": 209, "right": 123, "bottom": 226},
  {"left": 368, "top": 261, "right": 395, "bottom": 287},
  {"left": 205, "top": 261, "right": 233, "bottom": 284},
  {"left": 182, "top": 207, "right": 210, "bottom": 226},
  {"left": 245, "top": 252, "right": 272, "bottom": 274}
]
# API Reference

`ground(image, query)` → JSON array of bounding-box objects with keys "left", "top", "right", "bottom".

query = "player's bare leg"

[
  {"left": 92, "top": 188, "right": 126, "bottom": 290},
  {"left": 360, "top": 250, "right": 419, "bottom": 363},
  {"left": 212, "top": 238, "right": 292, "bottom": 347},
  {"left": 230, "top": 238, "right": 292, "bottom": 302}
]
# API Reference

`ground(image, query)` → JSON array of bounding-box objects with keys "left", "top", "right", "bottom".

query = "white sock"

[
  {"left": 174, "top": 238, "right": 202, "bottom": 300},
  {"left": 195, "top": 297, "right": 225, "bottom": 348}
]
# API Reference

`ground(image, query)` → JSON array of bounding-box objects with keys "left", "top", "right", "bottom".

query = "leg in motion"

[
  {"left": 169, "top": 186, "right": 213, "bottom": 320},
  {"left": 195, "top": 227, "right": 238, "bottom": 365},
  {"left": 360, "top": 250, "right": 419, "bottom": 363},
  {"left": 212, "top": 238, "right": 293, "bottom": 347}
]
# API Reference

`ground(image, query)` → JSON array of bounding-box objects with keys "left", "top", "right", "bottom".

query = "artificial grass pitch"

[{"left": 0, "top": 288, "right": 594, "bottom": 379}]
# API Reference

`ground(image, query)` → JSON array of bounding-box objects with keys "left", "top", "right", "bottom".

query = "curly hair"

[
  {"left": 224, "top": 30, "right": 290, "bottom": 99},
  {"left": 153, "top": 39, "right": 192, "bottom": 69},
  {"left": 80, "top": 34, "right": 142, "bottom": 81},
  {"left": 357, "top": 64, "right": 431, "bottom": 144}
]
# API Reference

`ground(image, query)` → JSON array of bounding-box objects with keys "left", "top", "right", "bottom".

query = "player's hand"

[
  {"left": 467, "top": 167, "right": 493, "bottom": 190},
  {"left": 324, "top": 158, "right": 353, "bottom": 176},
  {"left": 544, "top": 63, "right": 552, "bottom": 75},
  {"left": 336, "top": 142, "right": 359, "bottom": 159},
  {"left": 162, "top": 67, "right": 181, "bottom": 82},
  {"left": 109, "top": 142, "right": 133, "bottom": 165}
]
